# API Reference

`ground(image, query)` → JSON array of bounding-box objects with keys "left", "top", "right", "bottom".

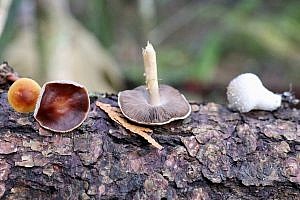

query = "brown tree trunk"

[{"left": 0, "top": 81, "right": 299, "bottom": 200}]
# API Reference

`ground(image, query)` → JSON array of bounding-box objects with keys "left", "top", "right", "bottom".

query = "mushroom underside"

[
  {"left": 118, "top": 85, "right": 191, "bottom": 125},
  {"left": 34, "top": 82, "right": 90, "bottom": 132}
]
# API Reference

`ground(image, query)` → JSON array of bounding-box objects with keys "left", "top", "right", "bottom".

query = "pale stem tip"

[{"left": 143, "top": 41, "right": 155, "bottom": 55}]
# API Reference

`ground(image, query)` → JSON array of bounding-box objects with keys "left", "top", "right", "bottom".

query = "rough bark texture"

[{"left": 0, "top": 82, "right": 299, "bottom": 200}]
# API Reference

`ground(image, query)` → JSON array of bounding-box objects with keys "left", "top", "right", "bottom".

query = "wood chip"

[{"left": 96, "top": 101, "right": 163, "bottom": 150}]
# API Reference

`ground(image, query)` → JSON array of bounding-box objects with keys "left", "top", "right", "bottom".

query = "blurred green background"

[{"left": 0, "top": 0, "right": 299, "bottom": 105}]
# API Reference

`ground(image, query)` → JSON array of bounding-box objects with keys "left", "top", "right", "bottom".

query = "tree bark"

[{"left": 0, "top": 82, "right": 299, "bottom": 200}]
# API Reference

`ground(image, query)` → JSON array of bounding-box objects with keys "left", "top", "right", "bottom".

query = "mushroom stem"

[{"left": 142, "top": 41, "right": 160, "bottom": 106}]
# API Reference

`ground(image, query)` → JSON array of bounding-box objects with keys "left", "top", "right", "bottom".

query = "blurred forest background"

[{"left": 0, "top": 0, "right": 299, "bottom": 105}]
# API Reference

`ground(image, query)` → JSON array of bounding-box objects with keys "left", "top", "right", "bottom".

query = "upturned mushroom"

[
  {"left": 7, "top": 78, "right": 41, "bottom": 113},
  {"left": 227, "top": 73, "right": 282, "bottom": 113},
  {"left": 34, "top": 80, "right": 90, "bottom": 132},
  {"left": 118, "top": 42, "right": 191, "bottom": 125}
]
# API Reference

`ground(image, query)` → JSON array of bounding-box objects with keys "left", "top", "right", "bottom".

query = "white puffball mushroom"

[{"left": 227, "top": 73, "right": 282, "bottom": 113}]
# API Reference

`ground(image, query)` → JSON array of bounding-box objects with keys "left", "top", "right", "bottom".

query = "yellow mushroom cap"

[{"left": 7, "top": 78, "right": 41, "bottom": 113}]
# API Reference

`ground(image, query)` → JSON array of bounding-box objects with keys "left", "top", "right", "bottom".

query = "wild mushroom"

[
  {"left": 227, "top": 73, "right": 282, "bottom": 113},
  {"left": 118, "top": 42, "right": 191, "bottom": 125},
  {"left": 34, "top": 80, "right": 90, "bottom": 132},
  {"left": 7, "top": 78, "right": 41, "bottom": 113}
]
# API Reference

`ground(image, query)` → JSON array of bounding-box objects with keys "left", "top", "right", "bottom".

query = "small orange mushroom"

[{"left": 7, "top": 78, "right": 41, "bottom": 113}]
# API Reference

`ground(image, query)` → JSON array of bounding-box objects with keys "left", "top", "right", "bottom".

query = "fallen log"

[{"left": 0, "top": 79, "right": 299, "bottom": 199}]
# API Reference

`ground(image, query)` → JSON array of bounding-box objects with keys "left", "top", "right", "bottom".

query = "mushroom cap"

[
  {"left": 7, "top": 78, "right": 41, "bottom": 113},
  {"left": 34, "top": 80, "right": 90, "bottom": 132},
  {"left": 118, "top": 84, "right": 191, "bottom": 125}
]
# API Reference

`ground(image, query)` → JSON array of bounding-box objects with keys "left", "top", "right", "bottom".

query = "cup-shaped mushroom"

[
  {"left": 118, "top": 84, "right": 191, "bottom": 125},
  {"left": 34, "top": 80, "right": 90, "bottom": 132},
  {"left": 7, "top": 78, "right": 41, "bottom": 113}
]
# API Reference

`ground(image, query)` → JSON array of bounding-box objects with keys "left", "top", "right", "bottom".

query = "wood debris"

[{"left": 96, "top": 101, "right": 163, "bottom": 150}]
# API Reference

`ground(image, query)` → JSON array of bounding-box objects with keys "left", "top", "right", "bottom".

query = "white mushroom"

[{"left": 227, "top": 73, "right": 281, "bottom": 113}]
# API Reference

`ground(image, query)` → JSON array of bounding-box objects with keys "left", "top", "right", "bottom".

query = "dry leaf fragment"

[{"left": 96, "top": 101, "right": 163, "bottom": 150}]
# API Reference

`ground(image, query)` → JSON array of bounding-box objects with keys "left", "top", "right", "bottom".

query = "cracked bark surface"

[{"left": 0, "top": 82, "right": 299, "bottom": 200}]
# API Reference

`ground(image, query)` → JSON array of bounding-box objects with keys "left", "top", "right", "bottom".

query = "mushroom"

[
  {"left": 7, "top": 78, "right": 41, "bottom": 113},
  {"left": 227, "top": 73, "right": 282, "bottom": 113},
  {"left": 118, "top": 42, "right": 191, "bottom": 125},
  {"left": 34, "top": 80, "right": 90, "bottom": 132}
]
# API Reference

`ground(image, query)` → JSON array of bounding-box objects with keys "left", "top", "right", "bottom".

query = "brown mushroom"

[
  {"left": 7, "top": 78, "right": 41, "bottom": 113},
  {"left": 34, "top": 80, "right": 90, "bottom": 132},
  {"left": 118, "top": 42, "right": 191, "bottom": 125}
]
